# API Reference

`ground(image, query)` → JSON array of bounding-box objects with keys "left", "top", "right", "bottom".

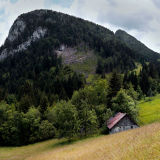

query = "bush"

[
  {"left": 157, "top": 84, "right": 160, "bottom": 93},
  {"left": 152, "top": 90, "right": 158, "bottom": 96},
  {"left": 100, "top": 124, "right": 109, "bottom": 135}
]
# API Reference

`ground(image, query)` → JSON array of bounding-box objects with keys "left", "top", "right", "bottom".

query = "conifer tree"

[
  {"left": 40, "top": 95, "right": 49, "bottom": 115},
  {"left": 140, "top": 70, "right": 150, "bottom": 95},
  {"left": 19, "top": 94, "right": 31, "bottom": 113},
  {"left": 149, "top": 62, "right": 157, "bottom": 79},
  {"left": 59, "top": 87, "right": 68, "bottom": 101},
  {"left": 136, "top": 85, "right": 143, "bottom": 100},
  {"left": 107, "top": 70, "right": 122, "bottom": 108}
]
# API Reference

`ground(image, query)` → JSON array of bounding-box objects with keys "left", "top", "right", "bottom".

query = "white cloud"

[
  {"left": 51, "top": 0, "right": 160, "bottom": 52},
  {"left": 0, "top": 0, "right": 45, "bottom": 45},
  {"left": 0, "top": 0, "right": 160, "bottom": 53}
]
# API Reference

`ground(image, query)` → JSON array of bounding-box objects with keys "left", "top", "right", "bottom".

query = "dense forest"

[
  {"left": 0, "top": 70, "right": 139, "bottom": 146},
  {"left": 1, "top": 9, "right": 160, "bottom": 146}
]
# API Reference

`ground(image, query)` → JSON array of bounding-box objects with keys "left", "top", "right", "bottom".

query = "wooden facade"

[{"left": 107, "top": 113, "right": 139, "bottom": 134}]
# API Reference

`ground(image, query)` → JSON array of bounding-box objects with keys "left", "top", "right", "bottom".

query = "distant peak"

[{"left": 115, "top": 29, "right": 127, "bottom": 35}]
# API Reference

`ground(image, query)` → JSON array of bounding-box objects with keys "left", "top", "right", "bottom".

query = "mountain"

[
  {"left": 1, "top": 9, "right": 160, "bottom": 75},
  {"left": 115, "top": 29, "right": 160, "bottom": 62},
  {"left": 0, "top": 9, "right": 159, "bottom": 98},
  {"left": 1, "top": 10, "right": 160, "bottom": 147}
]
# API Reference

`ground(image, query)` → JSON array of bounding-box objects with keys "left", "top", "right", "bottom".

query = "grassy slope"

[
  {"left": 133, "top": 62, "right": 142, "bottom": 74},
  {"left": 1, "top": 123, "right": 160, "bottom": 160},
  {"left": 138, "top": 94, "right": 160, "bottom": 125},
  {"left": 70, "top": 56, "right": 97, "bottom": 74}
]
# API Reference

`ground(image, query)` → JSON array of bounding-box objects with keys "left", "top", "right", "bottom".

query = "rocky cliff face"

[
  {"left": 7, "top": 18, "right": 26, "bottom": 42},
  {"left": 0, "top": 9, "right": 113, "bottom": 62},
  {"left": 0, "top": 26, "right": 47, "bottom": 60}
]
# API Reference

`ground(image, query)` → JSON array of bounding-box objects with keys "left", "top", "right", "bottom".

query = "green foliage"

[
  {"left": 147, "top": 88, "right": 152, "bottom": 98},
  {"left": 107, "top": 70, "right": 122, "bottom": 108},
  {"left": 138, "top": 94, "right": 160, "bottom": 125},
  {"left": 40, "top": 95, "right": 49, "bottom": 115},
  {"left": 115, "top": 30, "right": 160, "bottom": 63},
  {"left": 136, "top": 85, "right": 143, "bottom": 100},
  {"left": 39, "top": 120, "right": 56, "bottom": 140},
  {"left": 3, "top": 9, "right": 160, "bottom": 146},
  {"left": 54, "top": 100, "right": 79, "bottom": 141},
  {"left": 59, "top": 87, "right": 69, "bottom": 101},
  {"left": 7, "top": 94, "right": 17, "bottom": 105},
  {"left": 19, "top": 94, "right": 31, "bottom": 113},
  {"left": 112, "top": 89, "right": 138, "bottom": 121},
  {"left": 79, "top": 99, "right": 98, "bottom": 137},
  {"left": 71, "top": 77, "right": 108, "bottom": 107},
  {"left": 152, "top": 90, "right": 158, "bottom": 96},
  {"left": 157, "top": 84, "right": 160, "bottom": 93},
  {"left": 126, "top": 83, "right": 138, "bottom": 100}
]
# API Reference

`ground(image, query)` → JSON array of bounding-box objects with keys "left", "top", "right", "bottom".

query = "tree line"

[
  {"left": 123, "top": 61, "right": 160, "bottom": 98},
  {"left": 0, "top": 71, "right": 139, "bottom": 146}
]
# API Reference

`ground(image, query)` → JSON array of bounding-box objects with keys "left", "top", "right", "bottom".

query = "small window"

[{"left": 131, "top": 126, "right": 133, "bottom": 129}]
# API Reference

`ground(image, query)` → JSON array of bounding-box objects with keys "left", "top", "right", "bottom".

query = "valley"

[{"left": 0, "top": 9, "right": 160, "bottom": 160}]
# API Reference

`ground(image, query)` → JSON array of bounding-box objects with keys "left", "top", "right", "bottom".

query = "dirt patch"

[{"left": 55, "top": 45, "right": 94, "bottom": 65}]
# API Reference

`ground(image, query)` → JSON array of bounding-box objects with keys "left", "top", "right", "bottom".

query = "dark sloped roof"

[{"left": 107, "top": 112, "right": 126, "bottom": 129}]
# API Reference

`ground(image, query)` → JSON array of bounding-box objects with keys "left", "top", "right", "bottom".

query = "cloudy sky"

[{"left": 0, "top": 0, "right": 160, "bottom": 52}]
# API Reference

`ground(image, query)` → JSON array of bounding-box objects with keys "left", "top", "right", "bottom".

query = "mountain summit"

[
  {"left": 0, "top": 9, "right": 160, "bottom": 74},
  {"left": 115, "top": 29, "right": 160, "bottom": 62}
]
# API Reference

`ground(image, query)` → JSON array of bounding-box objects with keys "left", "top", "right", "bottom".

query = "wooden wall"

[{"left": 110, "top": 115, "right": 139, "bottom": 134}]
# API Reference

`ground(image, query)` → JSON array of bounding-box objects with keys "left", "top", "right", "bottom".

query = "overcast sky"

[{"left": 0, "top": 0, "right": 160, "bottom": 52}]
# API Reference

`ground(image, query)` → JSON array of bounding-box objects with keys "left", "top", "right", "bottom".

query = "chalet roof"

[{"left": 107, "top": 112, "right": 126, "bottom": 129}]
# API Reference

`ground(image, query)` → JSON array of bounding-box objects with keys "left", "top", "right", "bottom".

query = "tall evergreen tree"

[
  {"left": 140, "top": 70, "right": 150, "bottom": 95},
  {"left": 107, "top": 70, "right": 122, "bottom": 108},
  {"left": 40, "top": 95, "right": 49, "bottom": 115},
  {"left": 149, "top": 61, "right": 157, "bottom": 79},
  {"left": 59, "top": 87, "right": 68, "bottom": 101}
]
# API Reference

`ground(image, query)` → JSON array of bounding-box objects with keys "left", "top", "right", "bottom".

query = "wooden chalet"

[{"left": 107, "top": 112, "right": 139, "bottom": 134}]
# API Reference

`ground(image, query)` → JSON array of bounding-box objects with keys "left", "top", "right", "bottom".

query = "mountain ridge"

[
  {"left": 115, "top": 29, "right": 160, "bottom": 61},
  {"left": 0, "top": 9, "right": 160, "bottom": 74}
]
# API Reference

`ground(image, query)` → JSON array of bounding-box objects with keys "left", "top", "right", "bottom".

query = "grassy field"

[
  {"left": 70, "top": 56, "right": 97, "bottom": 74},
  {"left": 2, "top": 78, "right": 160, "bottom": 159},
  {"left": 132, "top": 62, "right": 142, "bottom": 74},
  {"left": 138, "top": 94, "right": 160, "bottom": 126},
  {"left": 86, "top": 74, "right": 95, "bottom": 83},
  {"left": 1, "top": 123, "right": 160, "bottom": 160}
]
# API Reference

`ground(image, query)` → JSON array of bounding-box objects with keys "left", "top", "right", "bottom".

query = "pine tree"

[
  {"left": 59, "top": 87, "right": 68, "bottom": 101},
  {"left": 40, "top": 95, "right": 49, "bottom": 115},
  {"left": 136, "top": 85, "right": 143, "bottom": 100},
  {"left": 19, "top": 94, "right": 31, "bottom": 113},
  {"left": 107, "top": 70, "right": 122, "bottom": 108},
  {"left": 149, "top": 62, "right": 157, "bottom": 79},
  {"left": 140, "top": 70, "right": 150, "bottom": 95}
]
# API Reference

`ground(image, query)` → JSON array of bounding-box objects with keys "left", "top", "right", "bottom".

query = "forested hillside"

[
  {"left": 1, "top": 9, "right": 160, "bottom": 75},
  {"left": 0, "top": 9, "right": 160, "bottom": 146},
  {"left": 115, "top": 29, "right": 160, "bottom": 62}
]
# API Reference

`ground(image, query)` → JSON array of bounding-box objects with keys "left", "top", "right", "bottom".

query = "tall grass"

[
  {"left": 1, "top": 123, "right": 160, "bottom": 160},
  {"left": 138, "top": 94, "right": 160, "bottom": 125}
]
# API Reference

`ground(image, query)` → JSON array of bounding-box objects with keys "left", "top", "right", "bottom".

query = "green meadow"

[
  {"left": 133, "top": 62, "right": 142, "bottom": 74},
  {"left": 2, "top": 81, "right": 160, "bottom": 160},
  {"left": 138, "top": 94, "right": 160, "bottom": 125}
]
